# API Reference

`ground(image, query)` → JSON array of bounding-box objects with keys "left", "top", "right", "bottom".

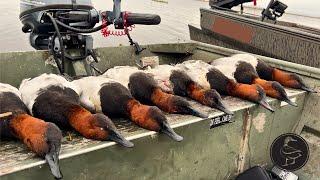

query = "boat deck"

[{"left": 0, "top": 89, "right": 304, "bottom": 176}]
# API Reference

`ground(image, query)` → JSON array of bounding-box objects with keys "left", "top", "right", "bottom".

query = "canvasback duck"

[
  {"left": 19, "top": 74, "right": 133, "bottom": 148},
  {"left": 73, "top": 76, "right": 183, "bottom": 142},
  {"left": 0, "top": 83, "right": 63, "bottom": 179}
]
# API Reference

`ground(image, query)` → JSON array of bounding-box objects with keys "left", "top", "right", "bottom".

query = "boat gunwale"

[{"left": 200, "top": 8, "right": 320, "bottom": 42}]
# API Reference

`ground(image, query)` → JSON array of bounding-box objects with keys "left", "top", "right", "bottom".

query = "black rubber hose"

[
  {"left": 45, "top": 13, "right": 65, "bottom": 74},
  {"left": 55, "top": 20, "right": 108, "bottom": 33}
]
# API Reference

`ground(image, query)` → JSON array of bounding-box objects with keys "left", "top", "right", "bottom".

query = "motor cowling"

[{"left": 20, "top": 0, "right": 99, "bottom": 50}]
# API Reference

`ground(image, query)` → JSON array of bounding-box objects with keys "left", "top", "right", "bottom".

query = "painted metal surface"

[
  {"left": 193, "top": 8, "right": 320, "bottom": 68},
  {"left": 0, "top": 42, "right": 319, "bottom": 179}
]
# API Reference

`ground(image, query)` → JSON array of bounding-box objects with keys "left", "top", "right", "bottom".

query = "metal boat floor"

[{"left": 0, "top": 89, "right": 304, "bottom": 175}]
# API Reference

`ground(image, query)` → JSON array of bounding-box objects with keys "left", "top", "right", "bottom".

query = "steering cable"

[{"left": 45, "top": 12, "right": 65, "bottom": 74}]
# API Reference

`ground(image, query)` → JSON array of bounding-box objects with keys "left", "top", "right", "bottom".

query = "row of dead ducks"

[{"left": 0, "top": 54, "right": 315, "bottom": 179}]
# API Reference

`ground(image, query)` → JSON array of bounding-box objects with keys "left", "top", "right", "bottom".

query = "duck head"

[
  {"left": 9, "top": 114, "right": 63, "bottom": 179},
  {"left": 273, "top": 69, "right": 316, "bottom": 93},
  {"left": 44, "top": 123, "right": 63, "bottom": 180},
  {"left": 253, "top": 79, "right": 297, "bottom": 106},
  {"left": 67, "top": 106, "right": 133, "bottom": 148},
  {"left": 231, "top": 83, "right": 275, "bottom": 112},
  {"left": 169, "top": 70, "right": 232, "bottom": 115},
  {"left": 21, "top": 120, "right": 63, "bottom": 179},
  {"left": 127, "top": 99, "right": 183, "bottom": 142},
  {"left": 152, "top": 89, "right": 208, "bottom": 118},
  {"left": 202, "top": 89, "right": 233, "bottom": 115},
  {"left": 89, "top": 113, "right": 134, "bottom": 148},
  {"left": 149, "top": 107, "right": 184, "bottom": 142}
]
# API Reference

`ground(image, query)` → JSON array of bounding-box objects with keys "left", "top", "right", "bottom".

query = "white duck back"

[
  {"left": 0, "top": 83, "right": 21, "bottom": 99},
  {"left": 231, "top": 54, "right": 259, "bottom": 68},
  {"left": 73, "top": 76, "right": 117, "bottom": 113},
  {"left": 210, "top": 55, "right": 259, "bottom": 80},
  {"left": 103, "top": 66, "right": 141, "bottom": 88},
  {"left": 211, "top": 57, "right": 240, "bottom": 80},
  {"left": 145, "top": 64, "right": 178, "bottom": 92},
  {"left": 175, "top": 60, "right": 211, "bottom": 89},
  {"left": 19, "top": 73, "right": 81, "bottom": 113}
]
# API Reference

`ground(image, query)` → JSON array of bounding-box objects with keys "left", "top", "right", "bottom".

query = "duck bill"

[
  {"left": 161, "top": 123, "right": 183, "bottom": 142},
  {"left": 215, "top": 101, "right": 234, "bottom": 115},
  {"left": 301, "top": 85, "right": 317, "bottom": 93},
  {"left": 45, "top": 152, "right": 63, "bottom": 180},
  {"left": 259, "top": 99, "right": 274, "bottom": 112},
  {"left": 283, "top": 97, "right": 298, "bottom": 107},
  {"left": 109, "top": 130, "right": 134, "bottom": 148},
  {"left": 185, "top": 106, "right": 208, "bottom": 118}
]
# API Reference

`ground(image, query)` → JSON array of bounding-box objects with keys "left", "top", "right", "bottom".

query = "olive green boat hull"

[{"left": 0, "top": 42, "right": 319, "bottom": 179}]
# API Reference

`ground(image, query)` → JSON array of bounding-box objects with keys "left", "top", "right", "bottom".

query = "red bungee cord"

[{"left": 101, "top": 11, "right": 135, "bottom": 37}]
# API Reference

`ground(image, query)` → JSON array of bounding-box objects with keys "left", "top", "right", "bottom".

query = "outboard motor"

[
  {"left": 20, "top": 0, "right": 98, "bottom": 50},
  {"left": 19, "top": 0, "right": 161, "bottom": 75}
]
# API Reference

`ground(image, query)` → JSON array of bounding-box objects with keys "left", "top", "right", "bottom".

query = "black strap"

[{"left": 72, "top": 0, "right": 78, "bottom": 10}]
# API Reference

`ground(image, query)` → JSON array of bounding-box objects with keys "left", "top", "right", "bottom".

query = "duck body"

[
  {"left": 73, "top": 76, "right": 183, "bottom": 142},
  {"left": 19, "top": 74, "right": 133, "bottom": 147},
  {"left": 231, "top": 54, "right": 315, "bottom": 92},
  {"left": 210, "top": 56, "right": 297, "bottom": 106},
  {"left": 175, "top": 60, "right": 212, "bottom": 90},
  {"left": 0, "top": 83, "right": 63, "bottom": 179},
  {"left": 105, "top": 66, "right": 208, "bottom": 118},
  {"left": 19, "top": 73, "right": 82, "bottom": 129}
]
